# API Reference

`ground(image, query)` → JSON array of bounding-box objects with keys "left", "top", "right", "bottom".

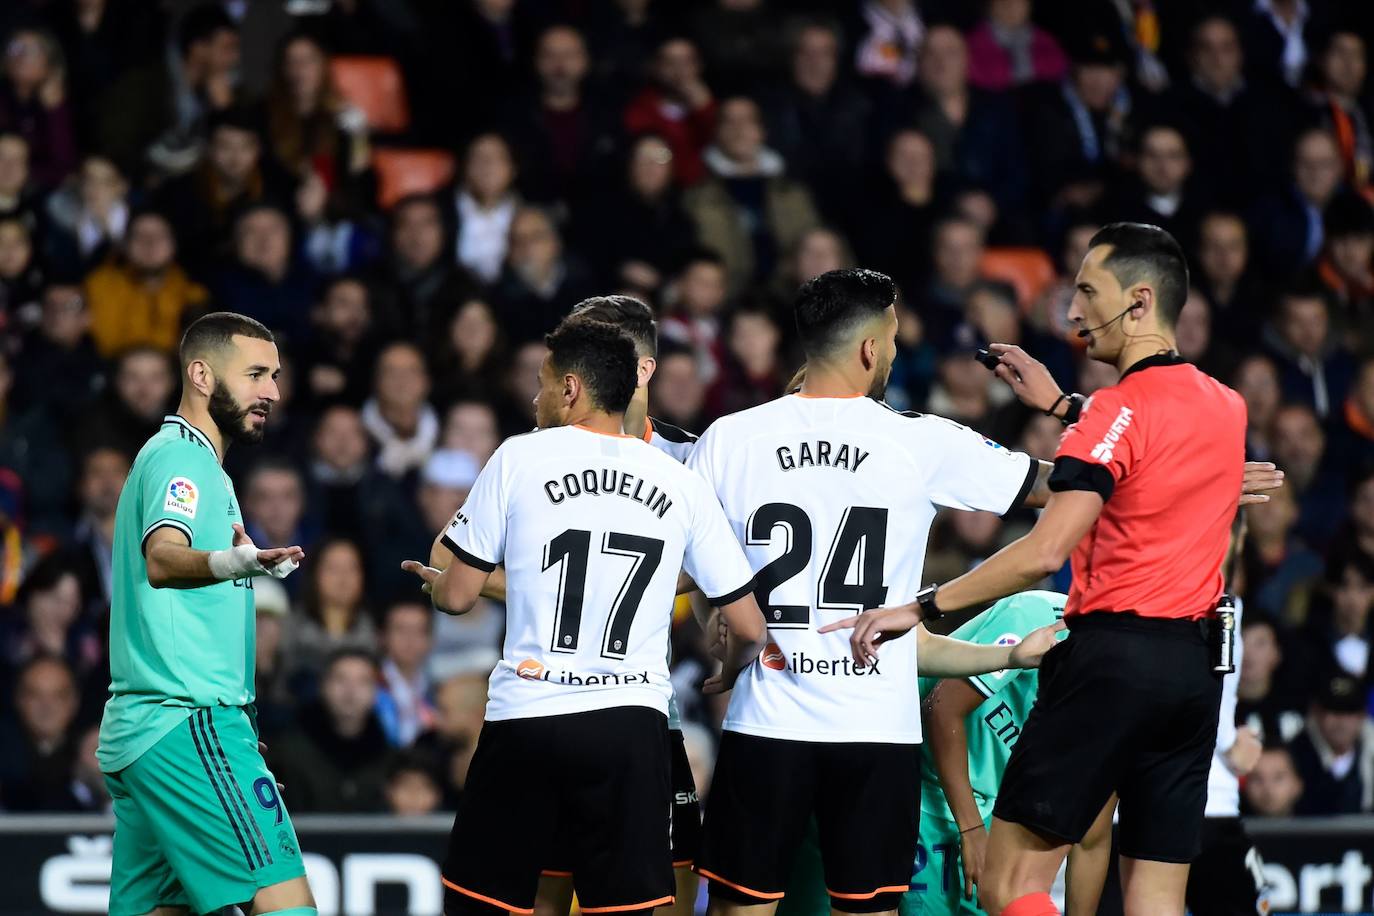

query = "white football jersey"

[
  {"left": 689, "top": 395, "right": 1036, "bottom": 744},
  {"left": 443, "top": 424, "right": 754, "bottom": 722}
]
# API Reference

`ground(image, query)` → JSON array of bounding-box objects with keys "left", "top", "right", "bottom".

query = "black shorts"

[
  {"left": 543, "top": 727, "right": 701, "bottom": 876},
  {"left": 1097, "top": 817, "right": 1265, "bottom": 916},
  {"left": 993, "top": 612, "right": 1223, "bottom": 863},
  {"left": 443, "top": 706, "right": 674, "bottom": 915},
  {"left": 697, "top": 731, "right": 920, "bottom": 914}
]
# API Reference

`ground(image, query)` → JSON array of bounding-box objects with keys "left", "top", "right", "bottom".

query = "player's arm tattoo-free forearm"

[{"left": 1021, "top": 460, "right": 1055, "bottom": 510}]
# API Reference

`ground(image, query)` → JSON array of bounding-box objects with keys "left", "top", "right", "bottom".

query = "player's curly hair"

[{"left": 545, "top": 320, "right": 638, "bottom": 415}]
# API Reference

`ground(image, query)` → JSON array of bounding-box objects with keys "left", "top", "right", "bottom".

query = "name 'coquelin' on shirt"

[{"left": 542, "top": 466, "right": 674, "bottom": 518}]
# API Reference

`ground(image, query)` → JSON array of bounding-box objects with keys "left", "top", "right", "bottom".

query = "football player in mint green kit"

[
  {"left": 97, "top": 312, "right": 315, "bottom": 916},
  {"left": 779, "top": 591, "right": 1063, "bottom": 916}
]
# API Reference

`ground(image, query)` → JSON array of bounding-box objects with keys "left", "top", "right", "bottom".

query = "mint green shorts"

[{"left": 104, "top": 706, "right": 305, "bottom": 916}]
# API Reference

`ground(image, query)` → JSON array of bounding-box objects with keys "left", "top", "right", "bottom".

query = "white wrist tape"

[{"left": 207, "top": 545, "right": 298, "bottom": 580}]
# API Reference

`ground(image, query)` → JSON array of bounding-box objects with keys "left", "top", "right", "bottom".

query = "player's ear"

[
  {"left": 860, "top": 336, "right": 877, "bottom": 371},
  {"left": 563, "top": 372, "right": 580, "bottom": 407},
  {"left": 187, "top": 358, "right": 214, "bottom": 397},
  {"left": 638, "top": 356, "right": 657, "bottom": 388}
]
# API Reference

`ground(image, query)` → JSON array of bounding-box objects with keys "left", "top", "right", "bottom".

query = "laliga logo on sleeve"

[
  {"left": 761, "top": 642, "right": 786, "bottom": 671},
  {"left": 165, "top": 478, "right": 199, "bottom": 519},
  {"left": 1090, "top": 406, "right": 1134, "bottom": 464},
  {"left": 990, "top": 633, "right": 1020, "bottom": 680}
]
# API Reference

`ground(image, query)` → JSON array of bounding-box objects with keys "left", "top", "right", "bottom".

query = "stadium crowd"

[{"left": 0, "top": 0, "right": 1372, "bottom": 823}]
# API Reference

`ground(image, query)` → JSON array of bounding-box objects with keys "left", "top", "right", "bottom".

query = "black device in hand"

[{"left": 974, "top": 348, "right": 1001, "bottom": 371}]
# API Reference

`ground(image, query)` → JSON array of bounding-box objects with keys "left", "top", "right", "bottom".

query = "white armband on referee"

[{"left": 206, "top": 545, "right": 299, "bottom": 581}]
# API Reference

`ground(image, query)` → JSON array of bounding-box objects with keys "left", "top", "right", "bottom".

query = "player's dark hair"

[
  {"left": 794, "top": 268, "right": 897, "bottom": 359},
  {"left": 180, "top": 312, "right": 275, "bottom": 369},
  {"left": 1088, "top": 222, "right": 1190, "bottom": 325},
  {"left": 545, "top": 320, "right": 638, "bottom": 415},
  {"left": 570, "top": 296, "right": 658, "bottom": 358}
]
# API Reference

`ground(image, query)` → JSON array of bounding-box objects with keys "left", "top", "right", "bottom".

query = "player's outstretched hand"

[
  {"left": 820, "top": 605, "right": 924, "bottom": 667},
  {"left": 988, "top": 344, "right": 1062, "bottom": 414},
  {"left": 232, "top": 523, "right": 304, "bottom": 573},
  {"left": 401, "top": 559, "right": 442, "bottom": 595},
  {"left": 959, "top": 823, "right": 988, "bottom": 900},
  {"left": 702, "top": 665, "right": 740, "bottom": 695},
  {"left": 1009, "top": 621, "right": 1068, "bottom": 668},
  {"left": 1225, "top": 726, "right": 1263, "bottom": 776},
  {"left": 1240, "top": 461, "right": 1284, "bottom": 506}
]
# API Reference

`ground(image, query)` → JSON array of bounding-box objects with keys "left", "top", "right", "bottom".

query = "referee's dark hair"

[
  {"left": 545, "top": 319, "right": 638, "bottom": 415},
  {"left": 1089, "top": 222, "right": 1190, "bottom": 325},
  {"left": 180, "top": 312, "right": 275, "bottom": 369},
  {"left": 570, "top": 295, "right": 658, "bottom": 358},
  {"left": 794, "top": 268, "right": 898, "bottom": 359}
]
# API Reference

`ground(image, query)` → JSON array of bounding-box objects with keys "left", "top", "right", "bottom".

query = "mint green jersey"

[
  {"left": 917, "top": 590, "right": 1065, "bottom": 823},
  {"left": 98, "top": 416, "right": 256, "bottom": 774}
]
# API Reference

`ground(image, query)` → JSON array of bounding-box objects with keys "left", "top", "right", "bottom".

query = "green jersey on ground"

[
  {"left": 98, "top": 415, "right": 256, "bottom": 774},
  {"left": 917, "top": 590, "right": 1065, "bottom": 824}
]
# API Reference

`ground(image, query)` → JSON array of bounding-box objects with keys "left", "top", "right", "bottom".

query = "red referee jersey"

[{"left": 1049, "top": 353, "right": 1246, "bottom": 620}]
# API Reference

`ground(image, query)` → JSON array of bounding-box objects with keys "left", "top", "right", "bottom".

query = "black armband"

[{"left": 1048, "top": 456, "right": 1115, "bottom": 502}]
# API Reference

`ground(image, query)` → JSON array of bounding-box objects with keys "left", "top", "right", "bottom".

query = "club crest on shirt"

[{"left": 165, "top": 478, "right": 198, "bottom": 519}]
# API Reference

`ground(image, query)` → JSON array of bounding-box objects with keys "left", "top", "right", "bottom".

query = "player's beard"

[
  {"left": 867, "top": 352, "right": 892, "bottom": 401},
  {"left": 208, "top": 384, "right": 270, "bottom": 445}
]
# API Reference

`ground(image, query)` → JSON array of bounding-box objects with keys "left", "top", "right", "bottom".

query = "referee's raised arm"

[{"left": 826, "top": 223, "right": 1270, "bottom": 916}]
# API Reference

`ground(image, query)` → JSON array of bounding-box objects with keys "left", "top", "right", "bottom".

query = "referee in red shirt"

[{"left": 825, "top": 223, "right": 1268, "bottom": 916}]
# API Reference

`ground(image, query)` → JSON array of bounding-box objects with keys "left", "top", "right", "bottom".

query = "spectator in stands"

[
  {"left": 1331, "top": 471, "right": 1374, "bottom": 580},
  {"left": 74, "top": 346, "right": 175, "bottom": 458},
  {"left": 1030, "top": 216, "right": 1096, "bottom": 338},
  {"left": 242, "top": 458, "right": 314, "bottom": 577},
  {"left": 1337, "top": 357, "right": 1374, "bottom": 473},
  {"left": 921, "top": 216, "right": 987, "bottom": 339},
  {"left": 707, "top": 302, "right": 785, "bottom": 418},
  {"left": 13, "top": 281, "right": 103, "bottom": 414},
  {"left": 762, "top": 19, "right": 870, "bottom": 227},
  {"left": 1251, "top": 129, "right": 1347, "bottom": 273},
  {"left": 451, "top": 134, "right": 519, "bottom": 286},
  {"left": 1111, "top": 124, "right": 1204, "bottom": 248},
  {"left": 1289, "top": 671, "right": 1374, "bottom": 814},
  {"left": 965, "top": 0, "right": 1067, "bottom": 91},
  {"left": 686, "top": 95, "right": 820, "bottom": 294},
  {"left": 771, "top": 226, "right": 853, "bottom": 307},
  {"left": 688, "top": 0, "right": 782, "bottom": 95},
  {"left": 1, "top": 555, "right": 100, "bottom": 678},
  {"left": 287, "top": 537, "right": 375, "bottom": 681},
  {"left": 1234, "top": 354, "right": 1282, "bottom": 459},
  {"left": 0, "top": 655, "right": 83, "bottom": 811},
  {"left": 0, "top": 28, "right": 76, "bottom": 189},
  {"left": 959, "top": 281, "right": 1074, "bottom": 391},
  {"left": 1243, "top": 746, "right": 1304, "bottom": 816},
  {"left": 362, "top": 341, "right": 438, "bottom": 480},
  {"left": 144, "top": 5, "right": 241, "bottom": 179},
  {"left": 371, "top": 193, "right": 475, "bottom": 346},
  {"left": 1194, "top": 211, "right": 1263, "bottom": 345},
  {"left": 502, "top": 24, "right": 620, "bottom": 206},
  {"left": 661, "top": 253, "right": 730, "bottom": 388},
  {"left": 309, "top": 404, "right": 375, "bottom": 535},
  {"left": 430, "top": 298, "right": 507, "bottom": 406},
  {"left": 927, "top": 346, "right": 1017, "bottom": 444},
  {"left": 212, "top": 203, "right": 316, "bottom": 347},
  {"left": 66, "top": 446, "right": 127, "bottom": 613},
  {"left": 84, "top": 209, "right": 208, "bottom": 358},
  {"left": 441, "top": 401, "right": 500, "bottom": 469},
  {"left": 264, "top": 31, "right": 371, "bottom": 216},
  {"left": 854, "top": 0, "right": 923, "bottom": 89},
  {"left": 1305, "top": 29, "right": 1370, "bottom": 190},
  {"left": 298, "top": 275, "right": 378, "bottom": 408},
  {"left": 648, "top": 340, "right": 707, "bottom": 431},
  {"left": 375, "top": 601, "right": 437, "bottom": 748},
  {"left": 1263, "top": 287, "right": 1355, "bottom": 419},
  {"left": 416, "top": 672, "right": 489, "bottom": 806},
  {"left": 0, "top": 215, "right": 42, "bottom": 321},
  {"left": 416, "top": 449, "right": 478, "bottom": 539},
  {"left": 497, "top": 339, "right": 546, "bottom": 435},
  {"left": 251, "top": 577, "right": 294, "bottom": 736},
  {"left": 1161, "top": 15, "right": 1290, "bottom": 206},
  {"left": 0, "top": 132, "right": 36, "bottom": 232},
  {"left": 42, "top": 154, "right": 129, "bottom": 276},
  {"left": 384, "top": 752, "right": 443, "bottom": 816},
  {"left": 269, "top": 648, "right": 391, "bottom": 812},
  {"left": 156, "top": 107, "right": 285, "bottom": 275},
  {"left": 859, "top": 129, "right": 937, "bottom": 299},
  {"left": 1317, "top": 191, "right": 1374, "bottom": 350},
  {"left": 1237, "top": 617, "right": 1307, "bottom": 746},
  {"left": 578, "top": 133, "right": 696, "bottom": 299},
  {"left": 624, "top": 37, "right": 717, "bottom": 187},
  {"left": 492, "top": 207, "right": 596, "bottom": 342},
  {"left": 1022, "top": 26, "right": 1132, "bottom": 210},
  {"left": 1270, "top": 403, "right": 1345, "bottom": 550},
  {"left": 1305, "top": 554, "right": 1374, "bottom": 681},
  {"left": 1241, "top": 0, "right": 1321, "bottom": 91},
  {"left": 1242, "top": 484, "right": 1321, "bottom": 623}
]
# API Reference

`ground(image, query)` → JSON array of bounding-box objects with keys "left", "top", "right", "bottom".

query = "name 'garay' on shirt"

[{"left": 776, "top": 440, "right": 871, "bottom": 473}]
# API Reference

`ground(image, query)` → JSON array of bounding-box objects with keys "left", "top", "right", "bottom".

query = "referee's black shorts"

[{"left": 993, "top": 611, "right": 1223, "bottom": 863}]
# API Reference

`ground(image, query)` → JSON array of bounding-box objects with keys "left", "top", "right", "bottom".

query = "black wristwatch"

[{"left": 915, "top": 584, "right": 945, "bottom": 622}]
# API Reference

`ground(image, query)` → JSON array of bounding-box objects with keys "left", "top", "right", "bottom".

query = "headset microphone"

[{"left": 1076, "top": 302, "right": 1141, "bottom": 340}]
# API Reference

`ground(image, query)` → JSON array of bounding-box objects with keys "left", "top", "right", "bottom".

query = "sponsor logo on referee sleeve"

[
  {"left": 1089, "top": 406, "right": 1134, "bottom": 463},
  {"left": 165, "top": 477, "right": 199, "bottom": 519}
]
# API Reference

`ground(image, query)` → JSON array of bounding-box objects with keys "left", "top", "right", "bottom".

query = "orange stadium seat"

[
  {"left": 979, "top": 247, "right": 1057, "bottom": 313},
  {"left": 372, "top": 148, "right": 456, "bottom": 209},
  {"left": 330, "top": 55, "right": 410, "bottom": 133}
]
